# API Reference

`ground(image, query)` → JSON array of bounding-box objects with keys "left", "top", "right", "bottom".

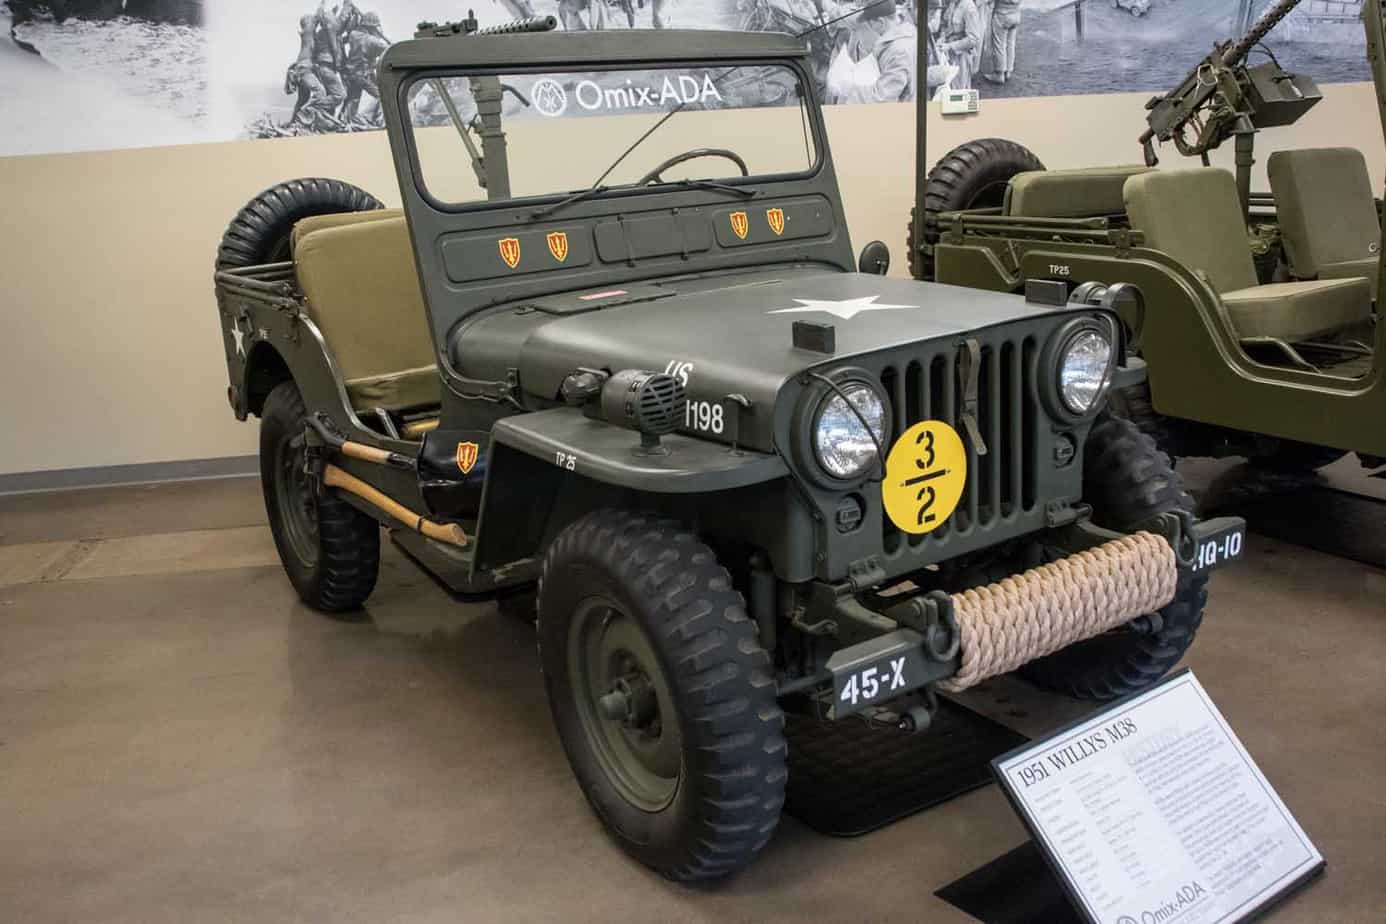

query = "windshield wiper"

[
  {"left": 532, "top": 184, "right": 615, "bottom": 221},
  {"left": 530, "top": 185, "right": 610, "bottom": 221},
  {"left": 665, "top": 179, "right": 758, "bottom": 198},
  {"left": 529, "top": 178, "right": 753, "bottom": 223}
]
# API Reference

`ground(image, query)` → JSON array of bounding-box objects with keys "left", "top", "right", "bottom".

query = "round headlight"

[
  {"left": 813, "top": 384, "right": 887, "bottom": 480},
  {"left": 1058, "top": 329, "right": 1114, "bottom": 415}
]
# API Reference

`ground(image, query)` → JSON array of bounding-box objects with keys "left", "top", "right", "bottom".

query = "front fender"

[
  {"left": 470, "top": 409, "right": 810, "bottom": 582},
  {"left": 490, "top": 408, "right": 788, "bottom": 493}
]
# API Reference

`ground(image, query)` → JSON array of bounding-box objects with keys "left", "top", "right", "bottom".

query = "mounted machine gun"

[
  {"left": 412, "top": 12, "right": 558, "bottom": 199},
  {"left": 1137, "top": 0, "right": 1323, "bottom": 215}
]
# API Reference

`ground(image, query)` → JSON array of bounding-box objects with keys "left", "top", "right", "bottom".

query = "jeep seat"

[
  {"left": 1124, "top": 167, "right": 1371, "bottom": 343},
  {"left": 292, "top": 214, "right": 439, "bottom": 412},
  {"left": 291, "top": 207, "right": 404, "bottom": 252},
  {"left": 1268, "top": 147, "right": 1381, "bottom": 299},
  {"left": 1004, "top": 165, "right": 1152, "bottom": 219}
]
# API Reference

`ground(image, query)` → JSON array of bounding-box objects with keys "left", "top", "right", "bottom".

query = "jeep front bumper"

[{"left": 802, "top": 517, "right": 1244, "bottom": 718}]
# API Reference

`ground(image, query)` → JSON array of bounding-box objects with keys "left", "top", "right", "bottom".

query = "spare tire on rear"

[
  {"left": 216, "top": 177, "right": 385, "bottom": 270},
  {"left": 907, "top": 138, "right": 1044, "bottom": 280}
]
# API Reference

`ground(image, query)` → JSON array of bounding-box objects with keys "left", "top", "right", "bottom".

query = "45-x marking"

[{"left": 839, "top": 657, "right": 908, "bottom": 708}]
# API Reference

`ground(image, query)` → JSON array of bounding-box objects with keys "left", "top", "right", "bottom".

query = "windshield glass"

[{"left": 406, "top": 63, "right": 818, "bottom": 207}]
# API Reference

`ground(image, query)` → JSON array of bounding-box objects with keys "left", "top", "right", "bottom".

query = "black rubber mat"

[
  {"left": 935, "top": 841, "right": 1081, "bottom": 924},
  {"left": 783, "top": 700, "right": 1027, "bottom": 837},
  {"left": 1214, "top": 485, "right": 1386, "bottom": 571}
]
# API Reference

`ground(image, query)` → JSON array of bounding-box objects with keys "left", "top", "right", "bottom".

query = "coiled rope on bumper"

[{"left": 938, "top": 531, "right": 1178, "bottom": 693}]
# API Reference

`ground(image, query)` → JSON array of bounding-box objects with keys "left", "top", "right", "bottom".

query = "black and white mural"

[
  {"left": 2, "top": 1, "right": 207, "bottom": 155},
  {"left": 0, "top": 0, "right": 1372, "bottom": 157}
]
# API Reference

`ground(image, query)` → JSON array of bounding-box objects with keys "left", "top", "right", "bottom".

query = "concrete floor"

[{"left": 1, "top": 470, "right": 1383, "bottom": 923}]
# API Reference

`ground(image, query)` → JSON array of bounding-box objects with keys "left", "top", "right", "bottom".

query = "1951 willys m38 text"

[{"left": 212, "top": 16, "right": 1243, "bottom": 880}]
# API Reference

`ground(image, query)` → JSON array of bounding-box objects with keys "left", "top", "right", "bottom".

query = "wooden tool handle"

[
  {"left": 340, "top": 441, "right": 395, "bottom": 465},
  {"left": 323, "top": 464, "right": 468, "bottom": 547}
]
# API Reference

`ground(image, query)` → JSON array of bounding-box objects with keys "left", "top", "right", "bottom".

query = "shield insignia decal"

[
  {"left": 498, "top": 237, "right": 521, "bottom": 269},
  {"left": 455, "top": 441, "right": 480, "bottom": 475},
  {"left": 766, "top": 207, "right": 785, "bottom": 236},
  {"left": 730, "top": 211, "right": 749, "bottom": 240},
  {"left": 546, "top": 231, "right": 569, "bottom": 262}
]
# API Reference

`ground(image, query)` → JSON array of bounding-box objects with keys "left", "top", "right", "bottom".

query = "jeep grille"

[{"left": 879, "top": 335, "right": 1041, "bottom": 559}]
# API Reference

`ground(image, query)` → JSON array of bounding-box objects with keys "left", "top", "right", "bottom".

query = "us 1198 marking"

[
  {"left": 839, "top": 657, "right": 908, "bottom": 708},
  {"left": 685, "top": 400, "right": 724, "bottom": 434}
]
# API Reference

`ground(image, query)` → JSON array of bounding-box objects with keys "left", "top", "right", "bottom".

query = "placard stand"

[
  {"left": 937, "top": 839, "right": 1082, "bottom": 924},
  {"left": 945, "top": 670, "right": 1324, "bottom": 924}
]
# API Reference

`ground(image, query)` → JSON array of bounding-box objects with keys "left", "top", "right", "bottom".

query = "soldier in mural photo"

[
  {"left": 933, "top": 0, "right": 982, "bottom": 91},
  {"left": 825, "top": 0, "right": 915, "bottom": 103},
  {"left": 272, "top": 1, "right": 394, "bottom": 135},
  {"left": 922, "top": 2, "right": 958, "bottom": 96},
  {"left": 557, "top": 0, "right": 668, "bottom": 31},
  {"left": 340, "top": 10, "right": 388, "bottom": 126},
  {"left": 980, "top": 0, "right": 1019, "bottom": 84},
  {"left": 285, "top": 15, "right": 331, "bottom": 131},
  {"left": 308, "top": 2, "right": 348, "bottom": 123}
]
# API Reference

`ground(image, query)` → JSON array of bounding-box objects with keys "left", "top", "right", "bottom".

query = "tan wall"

[{"left": 1, "top": 83, "right": 1382, "bottom": 476}]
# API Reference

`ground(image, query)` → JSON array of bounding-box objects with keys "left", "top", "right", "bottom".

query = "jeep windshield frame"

[
  {"left": 380, "top": 31, "right": 823, "bottom": 207},
  {"left": 396, "top": 59, "right": 823, "bottom": 215},
  {"left": 378, "top": 31, "right": 856, "bottom": 400}
]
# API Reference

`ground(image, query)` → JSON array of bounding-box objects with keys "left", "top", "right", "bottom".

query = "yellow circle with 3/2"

[{"left": 881, "top": 421, "right": 968, "bottom": 535}]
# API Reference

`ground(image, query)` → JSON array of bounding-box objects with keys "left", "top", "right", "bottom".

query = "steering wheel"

[{"left": 635, "top": 148, "right": 749, "bottom": 186}]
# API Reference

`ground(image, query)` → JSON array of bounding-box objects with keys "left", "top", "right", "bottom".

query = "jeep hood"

[{"left": 512, "top": 269, "right": 1058, "bottom": 406}]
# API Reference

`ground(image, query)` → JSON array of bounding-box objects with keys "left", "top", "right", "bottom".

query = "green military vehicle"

[
  {"left": 212, "top": 15, "right": 1242, "bottom": 880},
  {"left": 915, "top": 0, "right": 1386, "bottom": 474}
]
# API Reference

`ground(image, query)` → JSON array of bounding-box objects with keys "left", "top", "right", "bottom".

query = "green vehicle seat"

[
  {"left": 293, "top": 214, "right": 440, "bottom": 412},
  {"left": 1004, "top": 165, "right": 1152, "bottom": 219},
  {"left": 1268, "top": 147, "right": 1381, "bottom": 299},
  {"left": 1124, "top": 167, "right": 1371, "bottom": 344}
]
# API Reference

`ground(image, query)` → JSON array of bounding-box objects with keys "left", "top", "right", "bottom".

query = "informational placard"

[{"left": 993, "top": 671, "right": 1323, "bottom": 924}]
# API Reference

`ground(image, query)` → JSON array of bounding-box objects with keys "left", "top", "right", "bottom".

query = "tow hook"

[
  {"left": 885, "top": 590, "right": 961, "bottom": 663},
  {"left": 1171, "top": 509, "right": 1199, "bottom": 567},
  {"left": 1136, "top": 509, "right": 1199, "bottom": 567}
]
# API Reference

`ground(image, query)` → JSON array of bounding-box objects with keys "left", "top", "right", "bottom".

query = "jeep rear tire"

[
  {"left": 1022, "top": 414, "right": 1208, "bottom": 700},
  {"left": 907, "top": 138, "right": 1044, "bottom": 280},
  {"left": 216, "top": 177, "right": 384, "bottom": 270},
  {"left": 538, "top": 510, "right": 787, "bottom": 881},
  {"left": 260, "top": 381, "right": 380, "bottom": 614}
]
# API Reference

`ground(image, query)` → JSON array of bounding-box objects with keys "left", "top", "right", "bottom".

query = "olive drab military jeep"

[
  {"left": 915, "top": 0, "right": 1386, "bottom": 476},
  {"left": 212, "top": 15, "right": 1242, "bottom": 881}
]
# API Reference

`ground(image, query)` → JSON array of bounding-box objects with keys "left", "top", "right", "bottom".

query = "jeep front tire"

[
  {"left": 1022, "top": 413, "right": 1209, "bottom": 700},
  {"left": 537, "top": 510, "right": 787, "bottom": 881}
]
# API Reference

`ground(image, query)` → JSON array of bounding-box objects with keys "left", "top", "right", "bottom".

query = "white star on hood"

[
  {"left": 769, "top": 295, "right": 918, "bottom": 320},
  {"left": 229, "top": 321, "right": 246, "bottom": 357}
]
